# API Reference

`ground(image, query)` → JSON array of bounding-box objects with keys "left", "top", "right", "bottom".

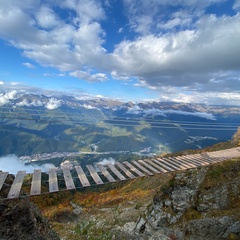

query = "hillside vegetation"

[
  {"left": 26, "top": 138, "right": 240, "bottom": 240},
  {"left": 1, "top": 97, "right": 239, "bottom": 156}
]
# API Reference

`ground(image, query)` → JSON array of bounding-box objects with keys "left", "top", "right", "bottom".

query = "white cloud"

[
  {"left": 118, "top": 27, "right": 124, "bottom": 33},
  {"left": 83, "top": 104, "right": 99, "bottom": 110},
  {"left": 123, "top": 0, "right": 228, "bottom": 34},
  {"left": 22, "top": 62, "right": 35, "bottom": 68},
  {"left": 70, "top": 70, "right": 108, "bottom": 82},
  {"left": 10, "top": 82, "right": 22, "bottom": 86},
  {"left": 16, "top": 99, "right": 44, "bottom": 107},
  {"left": 0, "top": 0, "right": 239, "bottom": 105},
  {"left": 45, "top": 98, "right": 62, "bottom": 110},
  {"left": 112, "top": 13, "right": 240, "bottom": 91},
  {"left": 233, "top": 0, "right": 240, "bottom": 10},
  {"left": 35, "top": 6, "right": 60, "bottom": 29},
  {"left": 0, "top": 154, "right": 55, "bottom": 174},
  {"left": 0, "top": 81, "right": 4, "bottom": 85},
  {"left": 126, "top": 106, "right": 216, "bottom": 120},
  {"left": 0, "top": 0, "right": 106, "bottom": 71},
  {"left": 97, "top": 157, "right": 116, "bottom": 166},
  {"left": 0, "top": 90, "right": 18, "bottom": 106}
]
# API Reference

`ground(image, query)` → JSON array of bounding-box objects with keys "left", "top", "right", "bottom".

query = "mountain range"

[{"left": 0, "top": 90, "right": 239, "bottom": 157}]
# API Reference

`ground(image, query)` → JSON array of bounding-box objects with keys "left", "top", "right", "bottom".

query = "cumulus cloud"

[
  {"left": 0, "top": 90, "right": 18, "bottom": 106},
  {"left": 0, "top": 0, "right": 106, "bottom": 71},
  {"left": 82, "top": 104, "right": 99, "bottom": 110},
  {"left": 0, "top": 0, "right": 239, "bottom": 104},
  {"left": 16, "top": 99, "right": 44, "bottom": 107},
  {"left": 45, "top": 98, "right": 62, "bottom": 110},
  {"left": 233, "top": 0, "right": 240, "bottom": 10},
  {"left": 123, "top": 0, "right": 227, "bottom": 34},
  {"left": 0, "top": 154, "right": 55, "bottom": 174},
  {"left": 97, "top": 157, "right": 116, "bottom": 166},
  {"left": 112, "top": 14, "right": 240, "bottom": 89},
  {"left": 35, "top": 6, "right": 60, "bottom": 29}
]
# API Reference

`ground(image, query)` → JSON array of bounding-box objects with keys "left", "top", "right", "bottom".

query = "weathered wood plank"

[
  {"left": 153, "top": 159, "right": 175, "bottom": 172},
  {"left": 49, "top": 169, "right": 59, "bottom": 193},
  {"left": 161, "top": 158, "right": 183, "bottom": 170},
  {"left": 132, "top": 160, "right": 153, "bottom": 175},
  {"left": 123, "top": 161, "right": 145, "bottom": 177},
  {"left": 169, "top": 157, "right": 196, "bottom": 168},
  {"left": 158, "top": 158, "right": 182, "bottom": 171},
  {"left": 97, "top": 165, "right": 116, "bottom": 183},
  {"left": 201, "top": 153, "right": 220, "bottom": 163},
  {"left": 115, "top": 162, "right": 136, "bottom": 179},
  {"left": 138, "top": 160, "right": 160, "bottom": 174},
  {"left": 62, "top": 168, "right": 76, "bottom": 190},
  {"left": 191, "top": 154, "right": 211, "bottom": 165},
  {"left": 205, "top": 152, "right": 224, "bottom": 162},
  {"left": 225, "top": 149, "right": 240, "bottom": 158},
  {"left": 185, "top": 154, "right": 210, "bottom": 165},
  {"left": 107, "top": 163, "right": 126, "bottom": 181},
  {"left": 176, "top": 156, "right": 203, "bottom": 167},
  {"left": 0, "top": 172, "right": 8, "bottom": 192},
  {"left": 146, "top": 160, "right": 168, "bottom": 173},
  {"left": 86, "top": 165, "right": 104, "bottom": 185},
  {"left": 75, "top": 166, "right": 90, "bottom": 187},
  {"left": 30, "top": 169, "right": 41, "bottom": 196},
  {"left": 7, "top": 170, "right": 26, "bottom": 199}
]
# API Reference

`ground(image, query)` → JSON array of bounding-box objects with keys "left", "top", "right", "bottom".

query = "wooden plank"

[
  {"left": 0, "top": 172, "right": 8, "bottom": 191},
  {"left": 179, "top": 154, "right": 208, "bottom": 166},
  {"left": 107, "top": 164, "right": 126, "bottom": 181},
  {"left": 49, "top": 169, "right": 59, "bottom": 193},
  {"left": 132, "top": 160, "right": 153, "bottom": 175},
  {"left": 146, "top": 160, "right": 168, "bottom": 173},
  {"left": 97, "top": 165, "right": 116, "bottom": 183},
  {"left": 162, "top": 158, "right": 187, "bottom": 170},
  {"left": 153, "top": 159, "right": 175, "bottom": 172},
  {"left": 225, "top": 149, "right": 240, "bottom": 158},
  {"left": 205, "top": 152, "right": 224, "bottom": 162},
  {"left": 62, "top": 168, "right": 76, "bottom": 190},
  {"left": 138, "top": 160, "right": 160, "bottom": 174},
  {"left": 161, "top": 158, "right": 184, "bottom": 170},
  {"left": 123, "top": 161, "right": 145, "bottom": 177},
  {"left": 115, "top": 162, "right": 136, "bottom": 179},
  {"left": 86, "top": 165, "right": 104, "bottom": 185},
  {"left": 186, "top": 154, "right": 211, "bottom": 165},
  {"left": 176, "top": 156, "right": 203, "bottom": 167},
  {"left": 7, "top": 170, "right": 26, "bottom": 199},
  {"left": 30, "top": 169, "right": 41, "bottom": 196},
  {"left": 169, "top": 157, "right": 196, "bottom": 168},
  {"left": 201, "top": 153, "right": 220, "bottom": 163},
  {"left": 75, "top": 166, "right": 90, "bottom": 187}
]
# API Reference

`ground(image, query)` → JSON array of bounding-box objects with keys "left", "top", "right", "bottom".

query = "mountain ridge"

[{"left": 0, "top": 91, "right": 239, "bottom": 157}]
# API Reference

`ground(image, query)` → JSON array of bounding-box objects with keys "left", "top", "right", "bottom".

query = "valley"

[{"left": 0, "top": 91, "right": 239, "bottom": 167}]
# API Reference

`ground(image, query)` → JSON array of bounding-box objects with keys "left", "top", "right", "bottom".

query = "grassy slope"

[{"left": 29, "top": 140, "right": 240, "bottom": 239}]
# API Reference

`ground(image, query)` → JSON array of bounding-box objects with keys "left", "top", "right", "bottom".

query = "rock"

[
  {"left": 183, "top": 216, "right": 240, "bottom": 240},
  {"left": 130, "top": 160, "right": 240, "bottom": 240},
  {"left": 0, "top": 198, "right": 60, "bottom": 240},
  {"left": 70, "top": 201, "right": 82, "bottom": 215}
]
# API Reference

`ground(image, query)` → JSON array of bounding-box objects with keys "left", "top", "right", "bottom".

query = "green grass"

[{"left": 74, "top": 220, "right": 113, "bottom": 240}]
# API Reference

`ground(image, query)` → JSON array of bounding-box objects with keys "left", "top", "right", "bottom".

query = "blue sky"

[{"left": 0, "top": 0, "right": 240, "bottom": 104}]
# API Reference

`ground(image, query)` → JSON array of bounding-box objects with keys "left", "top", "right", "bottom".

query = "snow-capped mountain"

[{"left": 0, "top": 90, "right": 239, "bottom": 156}]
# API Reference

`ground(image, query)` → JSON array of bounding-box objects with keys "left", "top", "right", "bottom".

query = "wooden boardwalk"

[{"left": 0, "top": 147, "right": 240, "bottom": 199}]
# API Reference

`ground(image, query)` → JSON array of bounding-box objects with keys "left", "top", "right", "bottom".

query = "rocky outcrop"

[
  {"left": 0, "top": 198, "right": 60, "bottom": 240},
  {"left": 117, "top": 160, "right": 240, "bottom": 240},
  {"left": 183, "top": 216, "right": 240, "bottom": 240}
]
